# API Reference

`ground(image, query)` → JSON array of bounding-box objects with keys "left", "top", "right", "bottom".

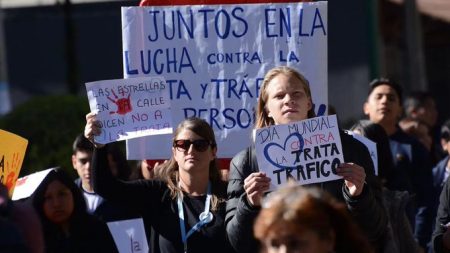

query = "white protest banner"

[
  {"left": 348, "top": 132, "right": 378, "bottom": 175},
  {"left": 86, "top": 77, "right": 172, "bottom": 144},
  {"left": 122, "top": 2, "right": 328, "bottom": 159},
  {"left": 107, "top": 218, "right": 149, "bottom": 253},
  {"left": 12, "top": 168, "right": 54, "bottom": 201},
  {"left": 255, "top": 115, "right": 343, "bottom": 190}
]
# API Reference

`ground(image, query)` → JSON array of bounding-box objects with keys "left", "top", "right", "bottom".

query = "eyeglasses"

[{"left": 173, "top": 139, "right": 212, "bottom": 152}]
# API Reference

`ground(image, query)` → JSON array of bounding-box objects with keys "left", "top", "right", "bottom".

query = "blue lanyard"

[{"left": 177, "top": 182, "right": 212, "bottom": 253}]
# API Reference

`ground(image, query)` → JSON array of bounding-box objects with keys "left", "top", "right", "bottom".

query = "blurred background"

[{"left": 0, "top": 0, "right": 449, "bottom": 176}]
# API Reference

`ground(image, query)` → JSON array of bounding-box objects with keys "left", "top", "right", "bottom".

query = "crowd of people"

[{"left": 1, "top": 65, "right": 450, "bottom": 253}]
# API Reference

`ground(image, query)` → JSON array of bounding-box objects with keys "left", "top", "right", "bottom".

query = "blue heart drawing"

[{"left": 263, "top": 132, "right": 304, "bottom": 170}]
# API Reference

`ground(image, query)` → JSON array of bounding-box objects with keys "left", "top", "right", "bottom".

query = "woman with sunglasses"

[
  {"left": 225, "top": 66, "right": 388, "bottom": 253},
  {"left": 84, "top": 115, "right": 231, "bottom": 253}
]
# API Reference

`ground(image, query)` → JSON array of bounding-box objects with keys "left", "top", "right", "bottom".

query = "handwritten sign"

[
  {"left": 348, "top": 132, "right": 378, "bottom": 175},
  {"left": 0, "top": 129, "right": 28, "bottom": 197},
  {"left": 255, "top": 115, "right": 343, "bottom": 190},
  {"left": 107, "top": 218, "right": 149, "bottom": 253},
  {"left": 122, "top": 2, "right": 328, "bottom": 159},
  {"left": 86, "top": 77, "right": 172, "bottom": 144},
  {"left": 11, "top": 168, "right": 54, "bottom": 201}
]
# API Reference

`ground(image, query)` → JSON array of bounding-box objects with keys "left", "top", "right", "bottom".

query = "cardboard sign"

[
  {"left": 348, "top": 132, "right": 378, "bottom": 176},
  {"left": 255, "top": 115, "right": 343, "bottom": 190},
  {"left": 11, "top": 168, "right": 54, "bottom": 201},
  {"left": 122, "top": 2, "right": 328, "bottom": 159},
  {"left": 0, "top": 129, "right": 28, "bottom": 197},
  {"left": 107, "top": 218, "right": 149, "bottom": 253},
  {"left": 86, "top": 77, "right": 172, "bottom": 144}
]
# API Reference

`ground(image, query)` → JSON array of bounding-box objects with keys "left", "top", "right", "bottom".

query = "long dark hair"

[
  {"left": 31, "top": 168, "right": 88, "bottom": 234},
  {"left": 351, "top": 120, "right": 395, "bottom": 187}
]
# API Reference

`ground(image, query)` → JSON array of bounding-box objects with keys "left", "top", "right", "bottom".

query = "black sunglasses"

[{"left": 173, "top": 139, "right": 212, "bottom": 152}]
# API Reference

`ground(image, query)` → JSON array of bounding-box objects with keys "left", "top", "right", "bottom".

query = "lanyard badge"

[{"left": 177, "top": 182, "right": 213, "bottom": 253}]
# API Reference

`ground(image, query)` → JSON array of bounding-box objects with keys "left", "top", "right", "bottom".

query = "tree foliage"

[{"left": 0, "top": 95, "right": 89, "bottom": 177}]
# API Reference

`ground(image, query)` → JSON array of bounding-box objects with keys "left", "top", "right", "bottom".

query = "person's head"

[
  {"left": 440, "top": 120, "right": 450, "bottom": 155},
  {"left": 403, "top": 91, "right": 438, "bottom": 128},
  {"left": 351, "top": 120, "right": 395, "bottom": 184},
  {"left": 130, "top": 159, "right": 157, "bottom": 180},
  {"left": 364, "top": 78, "right": 403, "bottom": 130},
  {"left": 32, "top": 169, "right": 86, "bottom": 230},
  {"left": 254, "top": 184, "right": 373, "bottom": 253},
  {"left": 105, "top": 143, "right": 131, "bottom": 180},
  {"left": 71, "top": 134, "right": 94, "bottom": 189},
  {"left": 256, "top": 66, "right": 315, "bottom": 129},
  {"left": 171, "top": 117, "right": 217, "bottom": 175},
  {"left": 159, "top": 117, "right": 224, "bottom": 208}
]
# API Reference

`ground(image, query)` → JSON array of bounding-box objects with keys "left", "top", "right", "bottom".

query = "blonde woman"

[{"left": 225, "top": 66, "right": 387, "bottom": 253}]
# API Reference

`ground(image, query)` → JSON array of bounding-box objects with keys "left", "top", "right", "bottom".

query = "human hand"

[
  {"left": 84, "top": 112, "right": 105, "bottom": 148},
  {"left": 244, "top": 172, "right": 270, "bottom": 207},
  {"left": 336, "top": 162, "right": 366, "bottom": 197}
]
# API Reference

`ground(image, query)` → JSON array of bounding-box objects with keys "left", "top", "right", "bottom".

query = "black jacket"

[
  {"left": 75, "top": 178, "right": 141, "bottom": 222},
  {"left": 433, "top": 174, "right": 450, "bottom": 253},
  {"left": 225, "top": 130, "right": 388, "bottom": 253},
  {"left": 92, "top": 146, "right": 232, "bottom": 253}
]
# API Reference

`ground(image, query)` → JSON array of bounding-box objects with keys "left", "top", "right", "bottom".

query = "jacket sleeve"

[
  {"left": 411, "top": 142, "right": 435, "bottom": 249},
  {"left": 433, "top": 178, "right": 450, "bottom": 253},
  {"left": 341, "top": 132, "right": 389, "bottom": 248},
  {"left": 92, "top": 146, "right": 164, "bottom": 213},
  {"left": 225, "top": 148, "right": 260, "bottom": 253}
]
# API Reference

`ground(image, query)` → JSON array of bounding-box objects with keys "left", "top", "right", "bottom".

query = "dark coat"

[
  {"left": 433, "top": 174, "right": 450, "bottom": 253},
  {"left": 225, "top": 130, "right": 388, "bottom": 253},
  {"left": 92, "top": 146, "right": 232, "bottom": 253},
  {"left": 389, "top": 128, "right": 434, "bottom": 248},
  {"left": 75, "top": 178, "right": 140, "bottom": 222},
  {"left": 43, "top": 214, "right": 117, "bottom": 253},
  {"left": 31, "top": 169, "right": 118, "bottom": 253}
]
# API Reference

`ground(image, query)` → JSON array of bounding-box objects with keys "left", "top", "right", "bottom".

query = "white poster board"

[
  {"left": 348, "top": 132, "right": 378, "bottom": 175},
  {"left": 86, "top": 77, "right": 172, "bottom": 144},
  {"left": 122, "top": 2, "right": 328, "bottom": 159},
  {"left": 12, "top": 168, "right": 54, "bottom": 201},
  {"left": 255, "top": 115, "right": 343, "bottom": 190},
  {"left": 107, "top": 218, "right": 149, "bottom": 253}
]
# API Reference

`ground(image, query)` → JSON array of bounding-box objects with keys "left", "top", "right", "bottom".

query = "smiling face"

[
  {"left": 364, "top": 84, "right": 402, "bottom": 130},
  {"left": 172, "top": 129, "right": 216, "bottom": 175},
  {"left": 43, "top": 180, "right": 74, "bottom": 226},
  {"left": 265, "top": 73, "right": 312, "bottom": 125}
]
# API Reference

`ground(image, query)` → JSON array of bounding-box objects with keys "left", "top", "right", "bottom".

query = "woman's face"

[
  {"left": 172, "top": 129, "right": 216, "bottom": 174},
  {"left": 265, "top": 73, "right": 312, "bottom": 125},
  {"left": 43, "top": 180, "right": 74, "bottom": 225},
  {"left": 263, "top": 229, "right": 334, "bottom": 253}
]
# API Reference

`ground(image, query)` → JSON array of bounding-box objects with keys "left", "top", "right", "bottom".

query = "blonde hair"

[
  {"left": 255, "top": 66, "right": 315, "bottom": 129},
  {"left": 157, "top": 117, "right": 225, "bottom": 211}
]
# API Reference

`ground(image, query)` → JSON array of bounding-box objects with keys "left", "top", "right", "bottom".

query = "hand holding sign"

[
  {"left": 255, "top": 115, "right": 344, "bottom": 190},
  {"left": 244, "top": 172, "right": 270, "bottom": 207},
  {"left": 84, "top": 112, "right": 105, "bottom": 148},
  {"left": 336, "top": 163, "right": 366, "bottom": 197},
  {"left": 85, "top": 76, "right": 172, "bottom": 144}
]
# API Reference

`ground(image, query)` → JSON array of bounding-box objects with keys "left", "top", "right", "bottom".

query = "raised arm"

[{"left": 84, "top": 112, "right": 164, "bottom": 213}]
